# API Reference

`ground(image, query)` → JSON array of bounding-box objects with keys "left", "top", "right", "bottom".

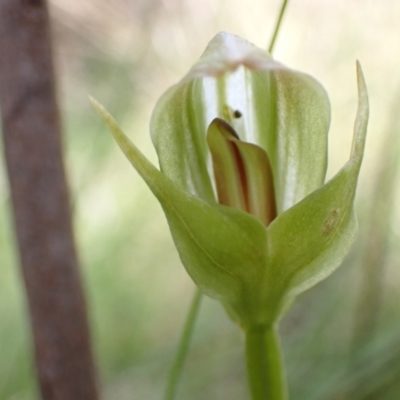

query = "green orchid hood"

[{"left": 92, "top": 32, "right": 368, "bottom": 328}]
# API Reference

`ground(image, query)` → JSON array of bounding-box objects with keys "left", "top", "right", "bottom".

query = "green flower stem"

[
  {"left": 268, "top": 0, "right": 289, "bottom": 54},
  {"left": 163, "top": 2, "right": 291, "bottom": 398},
  {"left": 245, "top": 325, "right": 288, "bottom": 400},
  {"left": 164, "top": 288, "right": 202, "bottom": 400}
]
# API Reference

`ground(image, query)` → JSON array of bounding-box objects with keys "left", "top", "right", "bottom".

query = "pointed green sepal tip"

[
  {"left": 90, "top": 96, "right": 165, "bottom": 197},
  {"left": 351, "top": 61, "right": 369, "bottom": 164}
]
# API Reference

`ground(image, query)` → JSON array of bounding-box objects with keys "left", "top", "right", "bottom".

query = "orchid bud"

[{"left": 92, "top": 32, "right": 368, "bottom": 327}]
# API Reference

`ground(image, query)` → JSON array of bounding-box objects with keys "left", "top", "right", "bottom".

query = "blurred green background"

[{"left": 1, "top": 0, "right": 400, "bottom": 399}]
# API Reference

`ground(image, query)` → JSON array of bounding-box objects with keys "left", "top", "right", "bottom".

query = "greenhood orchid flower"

[{"left": 92, "top": 32, "right": 368, "bottom": 329}]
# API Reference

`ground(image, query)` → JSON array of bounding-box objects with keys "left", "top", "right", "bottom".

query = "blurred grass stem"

[
  {"left": 164, "top": 288, "right": 202, "bottom": 400},
  {"left": 268, "top": 0, "right": 289, "bottom": 53}
]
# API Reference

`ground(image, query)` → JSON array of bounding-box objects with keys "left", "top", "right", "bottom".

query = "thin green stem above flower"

[{"left": 268, "top": 0, "right": 289, "bottom": 53}]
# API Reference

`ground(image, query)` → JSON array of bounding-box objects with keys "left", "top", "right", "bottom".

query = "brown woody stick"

[{"left": 0, "top": 1, "right": 99, "bottom": 399}]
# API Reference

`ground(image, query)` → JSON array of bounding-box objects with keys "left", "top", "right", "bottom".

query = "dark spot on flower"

[
  {"left": 322, "top": 209, "right": 339, "bottom": 236},
  {"left": 233, "top": 110, "right": 242, "bottom": 118}
]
